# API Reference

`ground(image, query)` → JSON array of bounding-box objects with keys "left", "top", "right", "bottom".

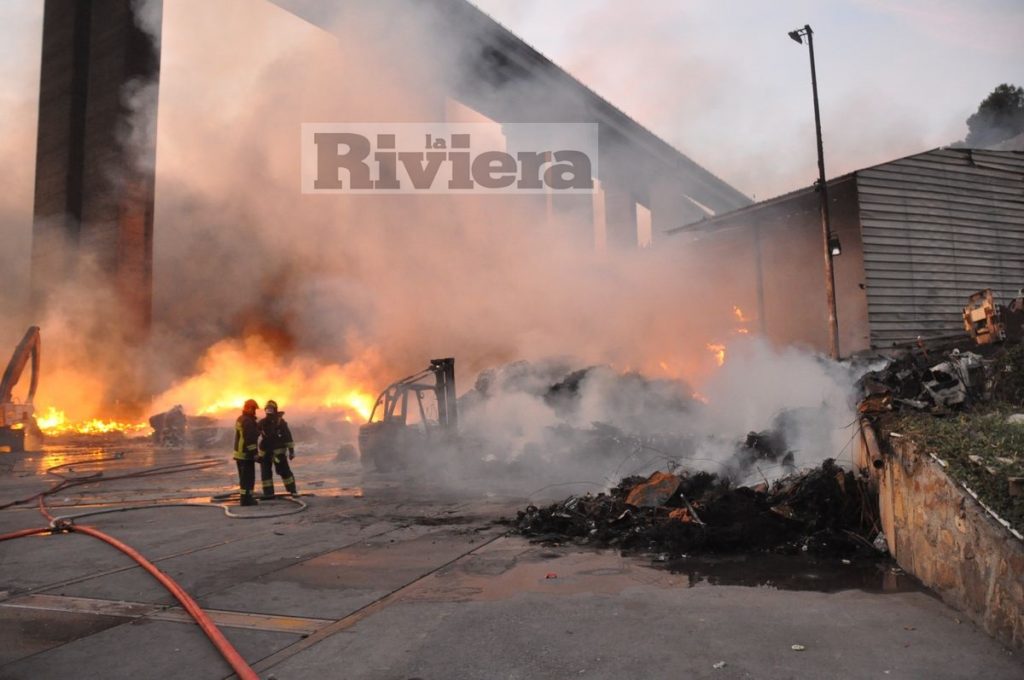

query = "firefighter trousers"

[
  {"left": 235, "top": 459, "right": 256, "bottom": 501},
  {"left": 259, "top": 452, "right": 297, "bottom": 497}
]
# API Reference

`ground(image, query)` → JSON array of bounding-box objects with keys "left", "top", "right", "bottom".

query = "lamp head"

[
  {"left": 788, "top": 30, "right": 804, "bottom": 44},
  {"left": 829, "top": 234, "right": 842, "bottom": 257}
]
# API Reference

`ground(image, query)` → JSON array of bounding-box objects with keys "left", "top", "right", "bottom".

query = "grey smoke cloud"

[
  {"left": 0, "top": 0, "right": 860, "bottom": 476},
  {"left": 446, "top": 336, "right": 857, "bottom": 496},
  {"left": 145, "top": 0, "right": 736, "bottom": 391},
  {"left": 0, "top": 2, "right": 41, "bottom": 333}
]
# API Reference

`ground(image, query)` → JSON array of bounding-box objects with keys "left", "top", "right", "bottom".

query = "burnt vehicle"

[
  {"left": 147, "top": 406, "right": 224, "bottom": 449},
  {"left": 358, "top": 358, "right": 457, "bottom": 471}
]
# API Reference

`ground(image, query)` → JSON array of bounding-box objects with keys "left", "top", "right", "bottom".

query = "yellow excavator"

[{"left": 0, "top": 327, "right": 41, "bottom": 452}]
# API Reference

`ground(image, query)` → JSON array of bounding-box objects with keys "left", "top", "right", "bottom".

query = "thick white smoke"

[
  {"left": 0, "top": 0, "right": 859, "bottom": 490},
  {"left": 141, "top": 0, "right": 750, "bottom": 404},
  {"left": 447, "top": 336, "right": 858, "bottom": 496}
]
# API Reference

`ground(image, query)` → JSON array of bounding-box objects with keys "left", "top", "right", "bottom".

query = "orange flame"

[
  {"left": 733, "top": 306, "right": 751, "bottom": 335},
  {"left": 706, "top": 343, "right": 726, "bottom": 367},
  {"left": 35, "top": 406, "right": 149, "bottom": 436},
  {"left": 29, "top": 362, "right": 150, "bottom": 435},
  {"left": 151, "top": 335, "right": 377, "bottom": 422},
  {"left": 702, "top": 304, "right": 754, "bottom": 369},
  {"left": 29, "top": 334, "right": 381, "bottom": 436}
]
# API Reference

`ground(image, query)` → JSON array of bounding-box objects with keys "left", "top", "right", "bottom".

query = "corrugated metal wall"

[{"left": 857, "top": 149, "right": 1024, "bottom": 348}]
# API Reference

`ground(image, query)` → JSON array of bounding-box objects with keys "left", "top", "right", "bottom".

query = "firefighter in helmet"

[
  {"left": 233, "top": 399, "right": 260, "bottom": 506},
  {"left": 257, "top": 400, "right": 298, "bottom": 498}
]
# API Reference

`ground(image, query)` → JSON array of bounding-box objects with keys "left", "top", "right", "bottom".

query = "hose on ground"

[
  {"left": 72, "top": 524, "right": 259, "bottom": 680},
  {"left": 49, "top": 494, "right": 308, "bottom": 524},
  {"left": 0, "top": 453, "right": 297, "bottom": 679},
  {"left": 0, "top": 523, "right": 258, "bottom": 680},
  {"left": 0, "top": 526, "right": 52, "bottom": 542},
  {"left": 0, "top": 458, "right": 223, "bottom": 511}
]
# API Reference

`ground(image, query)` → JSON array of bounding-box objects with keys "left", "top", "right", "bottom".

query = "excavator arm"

[
  {"left": 0, "top": 326, "right": 41, "bottom": 406},
  {"left": 0, "top": 327, "right": 41, "bottom": 445}
]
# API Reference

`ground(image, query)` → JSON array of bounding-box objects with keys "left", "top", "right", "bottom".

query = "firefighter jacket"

[
  {"left": 233, "top": 413, "right": 260, "bottom": 461},
  {"left": 258, "top": 413, "right": 295, "bottom": 457}
]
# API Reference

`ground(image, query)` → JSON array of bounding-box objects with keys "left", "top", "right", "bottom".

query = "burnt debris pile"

[
  {"left": 858, "top": 349, "right": 991, "bottom": 414},
  {"left": 859, "top": 344, "right": 1024, "bottom": 415},
  {"left": 857, "top": 297, "right": 1024, "bottom": 416},
  {"left": 514, "top": 459, "right": 880, "bottom": 557}
]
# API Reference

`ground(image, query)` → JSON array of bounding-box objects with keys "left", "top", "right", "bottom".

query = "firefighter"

[
  {"left": 233, "top": 399, "right": 260, "bottom": 506},
  {"left": 257, "top": 399, "right": 298, "bottom": 499}
]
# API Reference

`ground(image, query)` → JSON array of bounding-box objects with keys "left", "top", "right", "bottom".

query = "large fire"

[
  {"left": 35, "top": 406, "right": 150, "bottom": 436},
  {"left": 31, "top": 363, "right": 153, "bottom": 436},
  {"left": 150, "top": 334, "right": 377, "bottom": 423},
  {"left": 30, "top": 334, "right": 378, "bottom": 437},
  {"left": 32, "top": 303, "right": 753, "bottom": 437}
]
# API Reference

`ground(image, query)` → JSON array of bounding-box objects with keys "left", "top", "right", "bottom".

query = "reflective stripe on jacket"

[{"left": 234, "top": 413, "right": 260, "bottom": 461}]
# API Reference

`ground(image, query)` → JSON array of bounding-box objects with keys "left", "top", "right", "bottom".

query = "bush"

[{"left": 991, "top": 344, "right": 1024, "bottom": 406}]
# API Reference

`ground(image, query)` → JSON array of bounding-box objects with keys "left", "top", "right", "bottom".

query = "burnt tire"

[{"left": 358, "top": 422, "right": 413, "bottom": 472}]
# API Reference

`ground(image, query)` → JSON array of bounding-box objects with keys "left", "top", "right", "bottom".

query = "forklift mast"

[
  {"left": 430, "top": 358, "right": 457, "bottom": 430},
  {"left": 366, "top": 357, "right": 457, "bottom": 431}
]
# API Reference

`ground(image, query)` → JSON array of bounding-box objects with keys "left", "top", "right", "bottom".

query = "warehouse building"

[{"left": 667, "top": 148, "right": 1024, "bottom": 356}]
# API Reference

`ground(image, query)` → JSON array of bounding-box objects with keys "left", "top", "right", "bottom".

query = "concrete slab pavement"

[{"left": 1, "top": 442, "right": 1021, "bottom": 679}]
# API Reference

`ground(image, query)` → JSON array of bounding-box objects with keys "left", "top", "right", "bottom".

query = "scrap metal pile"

[
  {"left": 857, "top": 344, "right": 1024, "bottom": 415},
  {"left": 859, "top": 288, "right": 1024, "bottom": 415},
  {"left": 858, "top": 349, "right": 988, "bottom": 414},
  {"left": 514, "top": 459, "right": 880, "bottom": 557}
]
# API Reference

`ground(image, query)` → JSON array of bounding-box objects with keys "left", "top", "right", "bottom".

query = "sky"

[
  {"left": 1, "top": 0, "right": 1021, "bottom": 208},
  {"left": 469, "top": 0, "right": 1024, "bottom": 199}
]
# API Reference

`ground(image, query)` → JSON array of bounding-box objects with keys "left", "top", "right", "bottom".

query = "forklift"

[{"left": 358, "top": 358, "right": 457, "bottom": 471}]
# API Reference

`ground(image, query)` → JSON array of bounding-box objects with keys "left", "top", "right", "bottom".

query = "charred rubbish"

[
  {"left": 148, "top": 406, "right": 225, "bottom": 449},
  {"left": 857, "top": 289, "right": 1024, "bottom": 416},
  {"left": 859, "top": 347, "right": 995, "bottom": 414},
  {"left": 513, "top": 460, "right": 880, "bottom": 558}
]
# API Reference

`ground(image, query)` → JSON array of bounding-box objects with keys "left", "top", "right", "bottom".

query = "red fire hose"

[
  {"left": 0, "top": 520, "right": 259, "bottom": 679},
  {"left": 0, "top": 460, "right": 260, "bottom": 680},
  {"left": 0, "top": 526, "right": 51, "bottom": 542},
  {"left": 71, "top": 524, "right": 259, "bottom": 680}
]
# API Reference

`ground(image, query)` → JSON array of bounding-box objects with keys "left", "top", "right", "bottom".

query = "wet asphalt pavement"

[{"left": 0, "top": 440, "right": 1021, "bottom": 679}]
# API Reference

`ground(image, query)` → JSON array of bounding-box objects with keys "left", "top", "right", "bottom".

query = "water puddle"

[{"left": 659, "top": 553, "right": 922, "bottom": 593}]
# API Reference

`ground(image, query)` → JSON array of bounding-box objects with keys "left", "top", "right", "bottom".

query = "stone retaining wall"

[{"left": 858, "top": 422, "right": 1024, "bottom": 650}]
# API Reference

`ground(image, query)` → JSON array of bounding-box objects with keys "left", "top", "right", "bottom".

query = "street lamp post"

[{"left": 789, "top": 24, "right": 840, "bottom": 360}]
